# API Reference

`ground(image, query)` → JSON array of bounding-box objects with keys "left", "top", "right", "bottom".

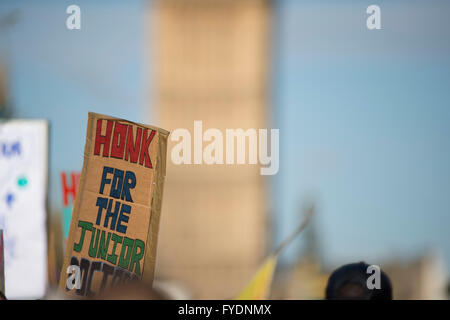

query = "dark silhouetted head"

[{"left": 325, "top": 262, "right": 392, "bottom": 300}]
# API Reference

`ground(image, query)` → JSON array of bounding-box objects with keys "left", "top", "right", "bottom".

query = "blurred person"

[
  {"left": 95, "top": 281, "right": 167, "bottom": 300},
  {"left": 325, "top": 262, "right": 392, "bottom": 300}
]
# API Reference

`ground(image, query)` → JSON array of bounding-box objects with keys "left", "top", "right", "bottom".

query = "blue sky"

[
  {"left": 1, "top": 0, "right": 449, "bottom": 273},
  {"left": 0, "top": 0, "right": 149, "bottom": 210}
]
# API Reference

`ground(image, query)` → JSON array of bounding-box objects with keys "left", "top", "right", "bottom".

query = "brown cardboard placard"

[{"left": 59, "top": 112, "right": 169, "bottom": 297}]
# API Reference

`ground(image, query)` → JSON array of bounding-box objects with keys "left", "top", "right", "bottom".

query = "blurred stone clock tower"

[{"left": 152, "top": 0, "right": 272, "bottom": 299}]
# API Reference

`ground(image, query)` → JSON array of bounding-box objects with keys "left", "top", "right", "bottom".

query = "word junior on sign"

[
  {"left": 68, "top": 166, "right": 145, "bottom": 295},
  {"left": 94, "top": 119, "right": 156, "bottom": 168}
]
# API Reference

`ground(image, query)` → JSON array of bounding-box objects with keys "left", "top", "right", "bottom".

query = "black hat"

[{"left": 325, "top": 262, "right": 392, "bottom": 300}]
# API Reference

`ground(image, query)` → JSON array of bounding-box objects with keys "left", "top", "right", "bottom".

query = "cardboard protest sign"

[
  {"left": 0, "top": 120, "right": 49, "bottom": 299},
  {"left": 59, "top": 113, "right": 169, "bottom": 297}
]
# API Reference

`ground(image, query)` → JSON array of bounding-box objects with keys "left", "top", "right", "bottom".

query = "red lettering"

[
  {"left": 93, "top": 119, "right": 155, "bottom": 170},
  {"left": 110, "top": 122, "right": 128, "bottom": 159},
  {"left": 61, "top": 172, "right": 80, "bottom": 206},
  {"left": 125, "top": 125, "right": 142, "bottom": 164}
]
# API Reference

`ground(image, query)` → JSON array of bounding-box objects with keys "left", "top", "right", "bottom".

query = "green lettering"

[
  {"left": 107, "top": 233, "right": 123, "bottom": 265},
  {"left": 88, "top": 228, "right": 100, "bottom": 258},
  {"left": 97, "top": 230, "right": 111, "bottom": 260},
  {"left": 129, "top": 239, "right": 145, "bottom": 275},
  {"left": 118, "top": 237, "right": 134, "bottom": 269},
  {"left": 73, "top": 221, "right": 93, "bottom": 253}
]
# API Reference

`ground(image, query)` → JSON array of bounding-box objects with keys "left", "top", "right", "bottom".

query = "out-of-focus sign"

[
  {"left": 0, "top": 230, "right": 5, "bottom": 296},
  {"left": 59, "top": 113, "right": 169, "bottom": 298},
  {"left": 0, "top": 120, "right": 48, "bottom": 299},
  {"left": 60, "top": 171, "right": 80, "bottom": 250}
]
